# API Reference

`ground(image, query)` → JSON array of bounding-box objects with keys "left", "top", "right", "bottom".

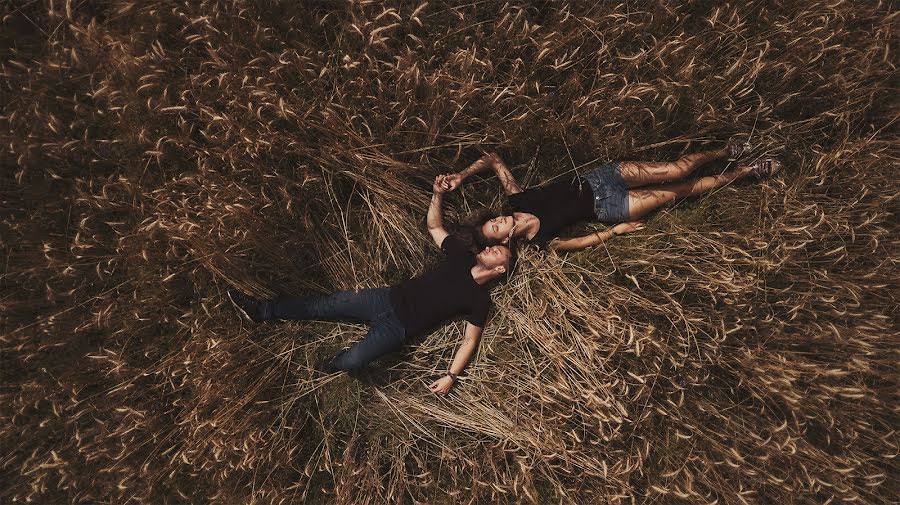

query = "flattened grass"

[{"left": 1, "top": 1, "right": 897, "bottom": 504}]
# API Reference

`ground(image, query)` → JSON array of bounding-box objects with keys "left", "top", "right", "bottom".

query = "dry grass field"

[{"left": 1, "top": 1, "right": 898, "bottom": 503}]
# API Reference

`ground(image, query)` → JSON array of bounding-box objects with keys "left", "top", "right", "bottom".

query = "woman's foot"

[
  {"left": 747, "top": 158, "right": 782, "bottom": 179},
  {"left": 726, "top": 140, "right": 751, "bottom": 161}
]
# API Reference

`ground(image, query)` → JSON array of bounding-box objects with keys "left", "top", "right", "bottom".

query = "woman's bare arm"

[
  {"left": 549, "top": 230, "right": 616, "bottom": 252},
  {"left": 448, "top": 152, "right": 523, "bottom": 196},
  {"left": 549, "top": 222, "right": 646, "bottom": 252}
]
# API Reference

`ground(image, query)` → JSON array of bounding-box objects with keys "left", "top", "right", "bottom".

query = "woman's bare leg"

[
  {"left": 626, "top": 166, "right": 753, "bottom": 220},
  {"left": 619, "top": 147, "right": 729, "bottom": 188}
]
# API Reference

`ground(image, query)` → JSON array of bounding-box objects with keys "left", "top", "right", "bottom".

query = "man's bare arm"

[
  {"left": 449, "top": 322, "right": 483, "bottom": 376},
  {"left": 428, "top": 322, "right": 483, "bottom": 394},
  {"left": 427, "top": 176, "right": 450, "bottom": 247}
]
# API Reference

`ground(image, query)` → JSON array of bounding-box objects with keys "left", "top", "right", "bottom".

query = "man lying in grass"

[
  {"left": 227, "top": 176, "right": 514, "bottom": 395},
  {"left": 444, "top": 143, "right": 781, "bottom": 252}
]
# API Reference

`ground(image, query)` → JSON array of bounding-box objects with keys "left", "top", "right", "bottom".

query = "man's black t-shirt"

[
  {"left": 508, "top": 176, "right": 595, "bottom": 248},
  {"left": 389, "top": 236, "right": 491, "bottom": 337}
]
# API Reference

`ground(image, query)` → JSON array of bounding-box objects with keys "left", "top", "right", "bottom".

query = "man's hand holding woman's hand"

[
  {"left": 433, "top": 173, "right": 464, "bottom": 194},
  {"left": 442, "top": 173, "right": 463, "bottom": 191},
  {"left": 433, "top": 174, "right": 450, "bottom": 194},
  {"left": 433, "top": 174, "right": 463, "bottom": 194}
]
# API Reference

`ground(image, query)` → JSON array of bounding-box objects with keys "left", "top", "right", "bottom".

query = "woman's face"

[{"left": 481, "top": 215, "right": 515, "bottom": 243}]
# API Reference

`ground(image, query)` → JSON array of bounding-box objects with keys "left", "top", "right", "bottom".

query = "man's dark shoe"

[
  {"left": 227, "top": 289, "right": 266, "bottom": 323},
  {"left": 314, "top": 350, "right": 346, "bottom": 375}
]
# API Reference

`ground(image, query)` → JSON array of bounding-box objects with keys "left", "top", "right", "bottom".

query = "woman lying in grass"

[{"left": 442, "top": 144, "right": 781, "bottom": 252}]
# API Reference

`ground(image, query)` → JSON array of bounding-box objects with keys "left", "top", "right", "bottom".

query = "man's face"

[
  {"left": 476, "top": 244, "right": 511, "bottom": 271},
  {"left": 481, "top": 215, "right": 515, "bottom": 243}
]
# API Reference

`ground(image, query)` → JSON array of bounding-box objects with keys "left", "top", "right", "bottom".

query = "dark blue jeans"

[{"left": 266, "top": 287, "right": 406, "bottom": 372}]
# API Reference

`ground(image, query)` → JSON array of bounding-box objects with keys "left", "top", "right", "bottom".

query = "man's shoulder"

[
  {"left": 441, "top": 234, "right": 477, "bottom": 259},
  {"left": 440, "top": 234, "right": 463, "bottom": 250}
]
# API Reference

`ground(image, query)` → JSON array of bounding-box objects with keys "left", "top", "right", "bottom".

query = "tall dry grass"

[{"left": 1, "top": 1, "right": 897, "bottom": 504}]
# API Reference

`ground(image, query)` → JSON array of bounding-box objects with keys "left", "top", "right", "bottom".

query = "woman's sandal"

[
  {"left": 726, "top": 140, "right": 751, "bottom": 161},
  {"left": 748, "top": 158, "right": 782, "bottom": 179}
]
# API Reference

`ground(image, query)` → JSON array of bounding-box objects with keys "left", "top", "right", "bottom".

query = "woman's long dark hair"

[{"left": 451, "top": 208, "right": 503, "bottom": 254}]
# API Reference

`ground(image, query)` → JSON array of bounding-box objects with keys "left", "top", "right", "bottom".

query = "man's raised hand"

[{"left": 432, "top": 175, "right": 449, "bottom": 194}]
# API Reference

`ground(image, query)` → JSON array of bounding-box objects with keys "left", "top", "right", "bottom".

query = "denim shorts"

[{"left": 582, "top": 161, "right": 630, "bottom": 222}]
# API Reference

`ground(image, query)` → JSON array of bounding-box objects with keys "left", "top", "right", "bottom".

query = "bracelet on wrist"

[{"left": 447, "top": 373, "right": 457, "bottom": 381}]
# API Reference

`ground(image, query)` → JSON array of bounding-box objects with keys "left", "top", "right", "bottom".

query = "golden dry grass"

[{"left": 1, "top": 1, "right": 897, "bottom": 504}]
